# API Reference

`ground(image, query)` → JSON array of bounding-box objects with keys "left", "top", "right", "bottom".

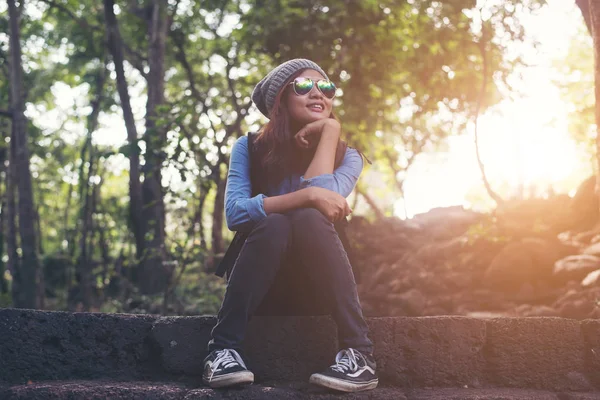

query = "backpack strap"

[{"left": 248, "top": 131, "right": 262, "bottom": 196}]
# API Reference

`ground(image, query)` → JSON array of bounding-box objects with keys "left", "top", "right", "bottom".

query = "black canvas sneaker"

[
  {"left": 202, "top": 348, "right": 254, "bottom": 388},
  {"left": 309, "top": 348, "right": 378, "bottom": 392}
]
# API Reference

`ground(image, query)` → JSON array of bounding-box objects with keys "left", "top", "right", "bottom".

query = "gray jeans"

[{"left": 207, "top": 207, "right": 374, "bottom": 355}]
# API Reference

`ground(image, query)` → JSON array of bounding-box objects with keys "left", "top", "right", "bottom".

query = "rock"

[
  {"left": 553, "top": 255, "right": 600, "bottom": 284},
  {"left": 557, "top": 299, "right": 594, "bottom": 319},
  {"left": 495, "top": 195, "right": 575, "bottom": 236},
  {"left": 350, "top": 179, "right": 600, "bottom": 318},
  {"left": 551, "top": 287, "right": 600, "bottom": 319},
  {"left": 0, "top": 309, "right": 158, "bottom": 384},
  {"left": 513, "top": 304, "right": 532, "bottom": 315},
  {"left": 390, "top": 289, "right": 426, "bottom": 316},
  {"left": 422, "top": 306, "right": 448, "bottom": 316},
  {"left": 553, "top": 289, "right": 579, "bottom": 307},
  {"left": 512, "top": 303, "right": 558, "bottom": 317},
  {"left": 583, "top": 242, "right": 600, "bottom": 257},
  {"left": 483, "top": 242, "right": 534, "bottom": 292},
  {"left": 523, "top": 306, "right": 558, "bottom": 317},
  {"left": 465, "top": 311, "right": 508, "bottom": 318},
  {"left": 566, "top": 371, "right": 595, "bottom": 391},
  {"left": 588, "top": 306, "right": 600, "bottom": 319},
  {"left": 516, "top": 282, "right": 535, "bottom": 300},
  {"left": 416, "top": 236, "right": 468, "bottom": 263},
  {"left": 411, "top": 206, "right": 483, "bottom": 240},
  {"left": 482, "top": 238, "right": 562, "bottom": 292},
  {"left": 569, "top": 175, "right": 598, "bottom": 232},
  {"left": 522, "top": 237, "right": 575, "bottom": 271},
  {"left": 582, "top": 269, "right": 600, "bottom": 287}
]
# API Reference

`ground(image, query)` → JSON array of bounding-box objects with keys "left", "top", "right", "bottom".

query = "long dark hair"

[{"left": 254, "top": 69, "right": 347, "bottom": 186}]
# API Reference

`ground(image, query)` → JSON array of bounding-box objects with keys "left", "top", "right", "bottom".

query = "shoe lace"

[
  {"left": 212, "top": 349, "right": 246, "bottom": 371},
  {"left": 331, "top": 348, "right": 360, "bottom": 373}
]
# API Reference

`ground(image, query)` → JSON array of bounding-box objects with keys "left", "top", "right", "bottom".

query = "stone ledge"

[
  {"left": 1, "top": 309, "right": 600, "bottom": 391},
  {"left": 1, "top": 381, "right": 600, "bottom": 400}
]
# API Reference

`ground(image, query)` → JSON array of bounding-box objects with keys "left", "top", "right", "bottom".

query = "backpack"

[{"left": 214, "top": 132, "right": 369, "bottom": 283}]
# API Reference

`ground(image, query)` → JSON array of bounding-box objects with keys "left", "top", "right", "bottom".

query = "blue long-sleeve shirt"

[{"left": 225, "top": 135, "right": 364, "bottom": 232}]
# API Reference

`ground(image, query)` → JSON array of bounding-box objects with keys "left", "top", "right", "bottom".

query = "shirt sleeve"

[
  {"left": 224, "top": 136, "right": 268, "bottom": 232},
  {"left": 299, "top": 147, "right": 364, "bottom": 198}
]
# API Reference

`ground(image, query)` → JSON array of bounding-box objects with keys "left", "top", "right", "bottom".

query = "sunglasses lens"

[
  {"left": 294, "top": 78, "right": 314, "bottom": 95},
  {"left": 318, "top": 80, "right": 336, "bottom": 99}
]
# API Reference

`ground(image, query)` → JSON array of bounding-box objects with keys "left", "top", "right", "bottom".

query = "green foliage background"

[{"left": 3, "top": 0, "right": 589, "bottom": 315}]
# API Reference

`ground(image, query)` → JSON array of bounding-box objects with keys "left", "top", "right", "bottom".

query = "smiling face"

[{"left": 284, "top": 69, "right": 334, "bottom": 130}]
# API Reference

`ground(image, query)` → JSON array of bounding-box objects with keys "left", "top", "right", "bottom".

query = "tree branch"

[
  {"left": 40, "top": 0, "right": 148, "bottom": 79},
  {"left": 474, "top": 22, "right": 504, "bottom": 206},
  {"left": 171, "top": 28, "right": 207, "bottom": 106},
  {"left": 39, "top": 0, "right": 102, "bottom": 31},
  {"left": 356, "top": 184, "right": 385, "bottom": 220},
  {"left": 381, "top": 134, "right": 423, "bottom": 197},
  {"left": 225, "top": 63, "right": 242, "bottom": 117},
  {"left": 122, "top": 43, "right": 148, "bottom": 79},
  {"left": 168, "top": 0, "right": 182, "bottom": 29}
]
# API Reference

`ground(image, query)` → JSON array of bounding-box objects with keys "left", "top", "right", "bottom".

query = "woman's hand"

[
  {"left": 294, "top": 118, "right": 341, "bottom": 150},
  {"left": 307, "top": 187, "right": 352, "bottom": 223}
]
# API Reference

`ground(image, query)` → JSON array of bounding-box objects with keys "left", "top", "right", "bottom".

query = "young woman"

[{"left": 202, "top": 59, "right": 377, "bottom": 393}]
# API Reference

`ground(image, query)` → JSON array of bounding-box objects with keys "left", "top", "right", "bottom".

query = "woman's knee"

[
  {"left": 249, "top": 213, "right": 292, "bottom": 240},
  {"left": 289, "top": 207, "right": 330, "bottom": 231}
]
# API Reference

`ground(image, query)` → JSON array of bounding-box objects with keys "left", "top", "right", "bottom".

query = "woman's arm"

[
  {"left": 226, "top": 131, "right": 354, "bottom": 230},
  {"left": 263, "top": 188, "right": 313, "bottom": 215},
  {"left": 300, "top": 146, "right": 364, "bottom": 199},
  {"left": 265, "top": 186, "right": 350, "bottom": 223},
  {"left": 303, "top": 120, "right": 341, "bottom": 179},
  {"left": 226, "top": 136, "right": 317, "bottom": 231},
  {"left": 225, "top": 136, "right": 269, "bottom": 231}
]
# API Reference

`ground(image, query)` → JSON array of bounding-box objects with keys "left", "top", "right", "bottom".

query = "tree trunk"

[
  {"left": 0, "top": 116, "right": 9, "bottom": 294},
  {"left": 72, "top": 62, "right": 106, "bottom": 311},
  {"left": 35, "top": 202, "right": 45, "bottom": 309},
  {"left": 98, "top": 213, "right": 111, "bottom": 287},
  {"left": 8, "top": 0, "right": 41, "bottom": 309},
  {"left": 0, "top": 189, "right": 7, "bottom": 294},
  {"left": 188, "top": 184, "right": 209, "bottom": 252},
  {"left": 474, "top": 23, "right": 504, "bottom": 207},
  {"left": 35, "top": 205, "right": 43, "bottom": 255},
  {"left": 87, "top": 176, "right": 102, "bottom": 306},
  {"left": 7, "top": 116, "right": 19, "bottom": 303},
  {"left": 197, "top": 186, "right": 208, "bottom": 251},
  {"left": 0, "top": 199, "right": 7, "bottom": 294},
  {"left": 73, "top": 164, "right": 95, "bottom": 311},
  {"left": 138, "top": 0, "right": 171, "bottom": 294},
  {"left": 63, "top": 180, "right": 75, "bottom": 292},
  {"left": 591, "top": 1, "right": 600, "bottom": 208},
  {"left": 103, "top": 0, "right": 144, "bottom": 260},
  {"left": 211, "top": 172, "right": 226, "bottom": 256},
  {"left": 577, "top": 0, "right": 592, "bottom": 35},
  {"left": 63, "top": 181, "right": 74, "bottom": 252}
]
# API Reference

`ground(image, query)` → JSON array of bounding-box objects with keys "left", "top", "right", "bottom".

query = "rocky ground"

[{"left": 350, "top": 176, "right": 600, "bottom": 320}]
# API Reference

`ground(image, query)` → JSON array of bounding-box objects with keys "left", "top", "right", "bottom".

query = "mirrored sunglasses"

[{"left": 288, "top": 77, "right": 337, "bottom": 99}]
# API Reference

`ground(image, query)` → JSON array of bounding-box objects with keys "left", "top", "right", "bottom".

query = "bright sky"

[{"left": 395, "top": 0, "right": 592, "bottom": 218}]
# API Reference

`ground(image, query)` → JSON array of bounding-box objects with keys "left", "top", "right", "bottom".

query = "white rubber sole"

[
  {"left": 309, "top": 373, "right": 379, "bottom": 392},
  {"left": 203, "top": 370, "right": 254, "bottom": 388}
]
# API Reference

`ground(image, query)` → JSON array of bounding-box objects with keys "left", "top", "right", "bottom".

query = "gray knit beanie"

[{"left": 251, "top": 58, "right": 329, "bottom": 119}]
